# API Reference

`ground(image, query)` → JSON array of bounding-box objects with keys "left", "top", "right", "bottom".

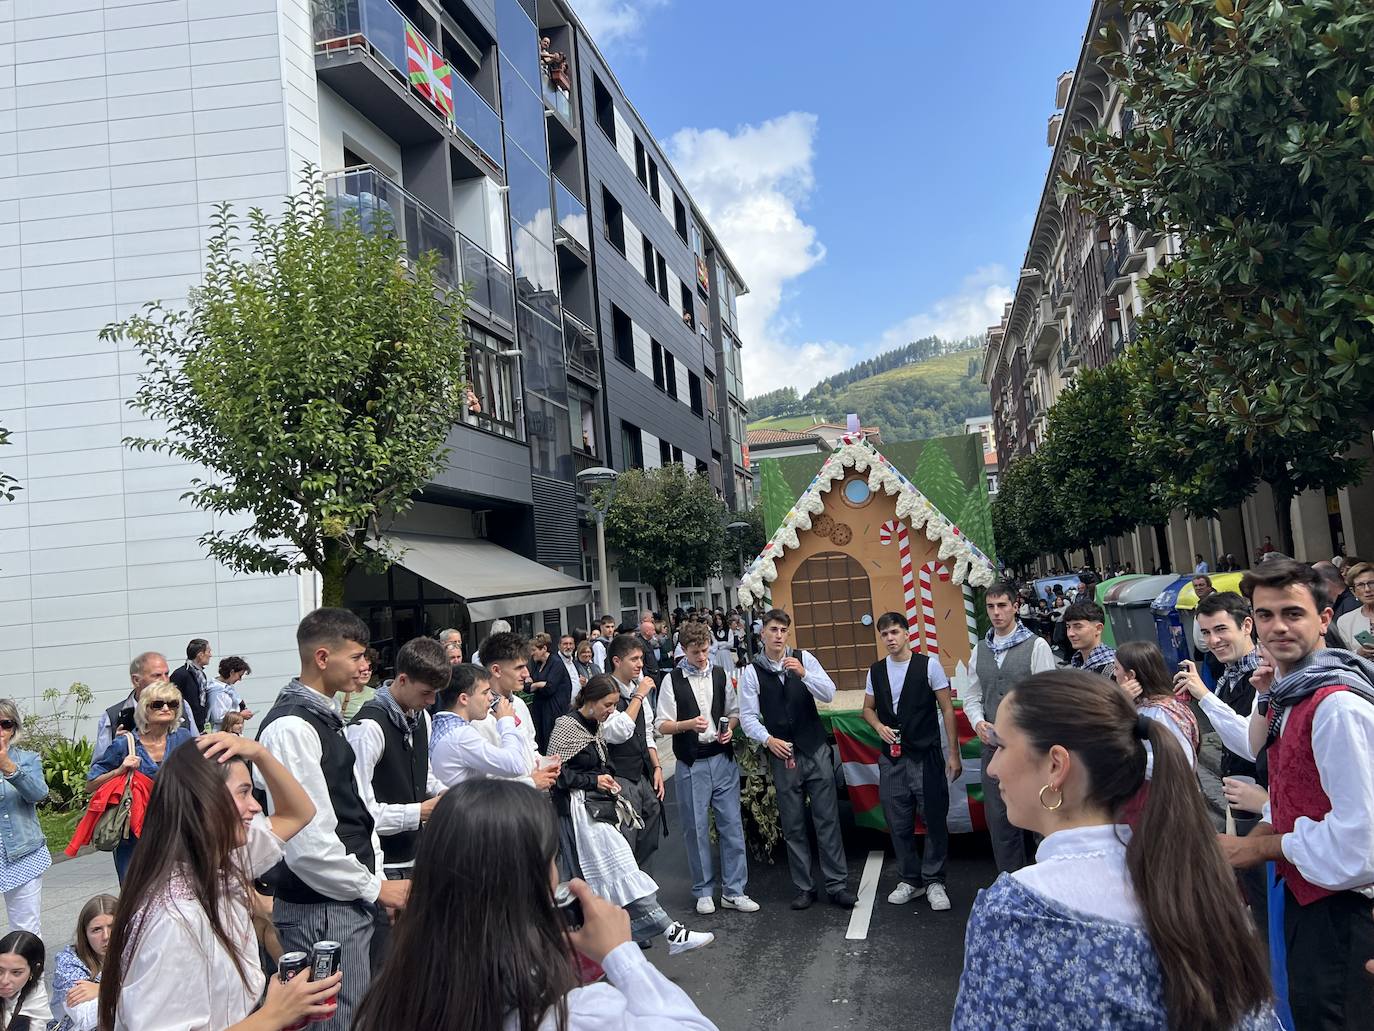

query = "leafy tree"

[
  {"left": 103, "top": 173, "right": 469, "bottom": 606},
  {"left": 724, "top": 504, "right": 767, "bottom": 577},
  {"left": 1069, "top": 0, "right": 1374, "bottom": 541},
  {"left": 0, "top": 425, "right": 18, "bottom": 502},
  {"left": 993, "top": 452, "right": 1069, "bottom": 572},
  {"left": 598, "top": 465, "right": 729, "bottom": 607}
]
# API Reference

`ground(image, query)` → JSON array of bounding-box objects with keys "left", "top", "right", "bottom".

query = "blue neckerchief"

[{"left": 985, "top": 622, "right": 1034, "bottom": 656}]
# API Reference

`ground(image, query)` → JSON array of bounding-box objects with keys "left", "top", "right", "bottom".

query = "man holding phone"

[{"left": 475, "top": 633, "right": 557, "bottom": 790}]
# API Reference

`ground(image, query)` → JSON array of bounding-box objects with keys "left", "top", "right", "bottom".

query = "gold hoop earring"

[{"left": 1039, "top": 784, "right": 1064, "bottom": 811}]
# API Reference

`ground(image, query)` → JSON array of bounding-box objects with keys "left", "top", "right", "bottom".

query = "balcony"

[
  {"left": 541, "top": 67, "right": 575, "bottom": 125},
  {"left": 1051, "top": 276, "right": 1072, "bottom": 315},
  {"left": 552, "top": 177, "right": 589, "bottom": 258},
  {"left": 563, "top": 311, "right": 600, "bottom": 386},
  {"left": 1030, "top": 295, "right": 1062, "bottom": 363},
  {"left": 324, "top": 166, "right": 514, "bottom": 329},
  {"left": 314, "top": 0, "right": 503, "bottom": 168},
  {"left": 1103, "top": 232, "right": 1132, "bottom": 295},
  {"left": 1060, "top": 333, "right": 1081, "bottom": 371},
  {"left": 1122, "top": 224, "right": 1150, "bottom": 274}
]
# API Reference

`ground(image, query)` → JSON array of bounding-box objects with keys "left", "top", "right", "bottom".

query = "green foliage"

[
  {"left": 993, "top": 453, "right": 1069, "bottom": 572},
  {"left": 733, "top": 737, "right": 781, "bottom": 861},
  {"left": 747, "top": 386, "right": 803, "bottom": 421},
  {"left": 0, "top": 425, "right": 18, "bottom": 503},
  {"left": 598, "top": 465, "right": 729, "bottom": 603},
  {"left": 101, "top": 170, "right": 470, "bottom": 606},
  {"left": 758, "top": 461, "right": 797, "bottom": 538},
  {"left": 724, "top": 505, "right": 767, "bottom": 577},
  {"left": 22, "top": 682, "right": 95, "bottom": 810},
  {"left": 954, "top": 475, "right": 997, "bottom": 563},
  {"left": 1069, "top": 0, "right": 1374, "bottom": 516},
  {"left": 913, "top": 440, "right": 968, "bottom": 527},
  {"left": 41, "top": 740, "right": 94, "bottom": 810}
]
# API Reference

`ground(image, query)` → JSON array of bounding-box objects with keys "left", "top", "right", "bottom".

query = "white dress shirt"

[
  {"left": 1198, "top": 689, "right": 1259, "bottom": 763},
  {"left": 1012, "top": 823, "right": 1142, "bottom": 926},
  {"left": 113, "top": 815, "right": 282, "bottom": 1030},
  {"left": 344, "top": 712, "right": 444, "bottom": 870},
  {"left": 863, "top": 654, "right": 951, "bottom": 707},
  {"left": 592, "top": 639, "right": 608, "bottom": 670},
  {"left": 507, "top": 942, "right": 718, "bottom": 1030},
  {"left": 254, "top": 693, "right": 382, "bottom": 904},
  {"left": 960, "top": 631, "right": 1057, "bottom": 728},
  {"left": 431, "top": 713, "right": 532, "bottom": 785},
  {"left": 471, "top": 693, "right": 539, "bottom": 780},
  {"left": 737, "top": 650, "right": 836, "bottom": 745},
  {"left": 604, "top": 678, "right": 656, "bottom": 754},
  {"left": 655, "top": 668, "right": 738, "bottom": 742},
  {"left": 560, "top": 652, "right": 580, "bottom": 681}
]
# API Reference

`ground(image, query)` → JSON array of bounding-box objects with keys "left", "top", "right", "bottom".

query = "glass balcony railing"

[
  {"left": 314, "top": 0, "right": 502, "bottom": 167},
  {"left": 552, "top": 178, "right": 589, "bottom": 251},
  {"left": 541, "top": 68, "right": 574, "bottom": 123},
  {"left": 563, "top": 314, "right": 600, "bottom": 383},
  {"left": 324, "top": 166, "right": 514, "bottom": 329}
]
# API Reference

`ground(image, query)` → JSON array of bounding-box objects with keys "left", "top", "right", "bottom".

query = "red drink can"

[
  {"left": 309, "top": 941, "right": 341, "bottom": 1022},
  {"left": 277, "top": 952, "right": 311, "bottom": 1031},
  {"left": 890, "top": 729, "right": 902, "bottom": 758}
]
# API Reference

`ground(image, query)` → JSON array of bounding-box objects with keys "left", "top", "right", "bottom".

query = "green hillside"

[{"left": 748, "top": 345, "right": 989, "bottom": 442}]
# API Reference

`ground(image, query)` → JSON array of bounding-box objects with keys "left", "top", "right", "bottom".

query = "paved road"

[{"left": 641, "top": 776, "right": 995, "bottom": 1031}]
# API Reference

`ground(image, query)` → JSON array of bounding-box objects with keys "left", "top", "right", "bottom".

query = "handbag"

[{"left": 91, "top": 732, "right": 137, "bottom": 852}]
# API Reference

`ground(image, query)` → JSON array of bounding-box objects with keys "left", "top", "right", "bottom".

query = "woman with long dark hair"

[
  {"left": 0, "top": 930, "right": 47, "bottom": 1029},
  {"left": 1114, "top": 640, "right": 1200, "bottom": 767},
  {"left": 50, "top": 893, "right": 116, "bottom": 1031},
  {"left": 98, "top": 734, "right": 340, "bottom": 1031},
  {"left": 953, "top": 670, "right": 1276, "bottom": 1030},
  {"left": 355, "top": 779, "right": 717, "bottom": 1030}
]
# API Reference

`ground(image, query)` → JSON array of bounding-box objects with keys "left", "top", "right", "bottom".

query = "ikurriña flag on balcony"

[
  {"left": 405, "top": 24, "right": 454, "bottom": 121},
  {"left": 827, "top": 691, "right": 986, "bottom": 834}
]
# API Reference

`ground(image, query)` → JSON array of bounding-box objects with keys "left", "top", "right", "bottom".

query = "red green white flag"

[
  {"left": 405, "top": 25, "right": 454, "bottom": 121},
  {"left": 829, "top": 687, "right": 986, "bottom": 834}
]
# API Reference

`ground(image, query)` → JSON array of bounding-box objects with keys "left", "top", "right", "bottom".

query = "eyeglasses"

[
  {"left": 147, "top": 700, "right": 178, "bottom": 712},
  {"left": 0, "top": 720, "right": 16, "bottom": 731},
  {"left": 1353, "top": 581, "right": 1374, "bottom": 592}
]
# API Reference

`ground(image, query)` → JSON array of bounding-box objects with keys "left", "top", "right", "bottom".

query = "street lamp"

[
  {"left": 725, "top": 518, "right": 750, "bottom": 608},
  {"left": 577, "top": 466, "right": 619, "bottom": 621}
]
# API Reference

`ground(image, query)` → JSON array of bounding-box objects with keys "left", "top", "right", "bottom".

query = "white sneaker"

[
  {"left": 665, "top": 922, "right": 714, "bottom": 956},
  {"left": 887, "top": 881, "right": 926, "bottom": 905},
  {"left": 720, "top": 894, "right": 760, "bottom": 912},
  {"left": 927, "top": 883, "right": 951, "bottom": 911},
  {"left": 695, "top": 896, "right": 716, "bottom": 915}
]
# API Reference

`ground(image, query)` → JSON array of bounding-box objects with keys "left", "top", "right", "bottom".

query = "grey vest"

[{"left": 974, "top": 635, "right": 1037, "bottom": 723}]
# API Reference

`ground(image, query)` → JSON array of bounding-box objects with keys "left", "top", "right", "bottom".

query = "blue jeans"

[{"left": 676, "top": 751, "right": 748, "bottom": 899}]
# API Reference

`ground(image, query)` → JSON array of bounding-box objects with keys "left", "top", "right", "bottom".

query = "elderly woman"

[
  {"left": 86, "top": 683, "right": 196, "bottom": 882},
  {"left": 0, "top": 701, "right": 49, "bottom": 937}
]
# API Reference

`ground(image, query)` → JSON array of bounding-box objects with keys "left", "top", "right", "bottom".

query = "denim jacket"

[{"left": 0, "top": 748, "right": 49, "bottom": 861}]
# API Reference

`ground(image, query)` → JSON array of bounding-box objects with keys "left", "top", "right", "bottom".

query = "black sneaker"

[{"left": 790, "top": 890, "right": 817, "bottom": 910}]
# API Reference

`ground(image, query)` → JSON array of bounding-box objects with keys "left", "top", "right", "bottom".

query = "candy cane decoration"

[
  {"left": 962, "top": 583, "right": 979, "bottom": 650},
  {"left": 919, "top": 561, "right": 952, "bottom": 655},
  {"left": 879, "top": 519, "right": 920, "bottom": 633}
]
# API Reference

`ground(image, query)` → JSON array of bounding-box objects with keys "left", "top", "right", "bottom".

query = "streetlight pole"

[{"left": 577, "top": 466, "right": 619, "bottom": 621}]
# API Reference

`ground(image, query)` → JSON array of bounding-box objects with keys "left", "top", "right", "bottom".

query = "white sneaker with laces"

[
  {"left": 927, "top": 883, "right": 951, "bottom": 911},
  {"left": 665, "top": 922, "right": 714, "bottom": 956},
  {"left": 695, "top": 896, "right": 716, "bottom": 915},
  {"left": 720, "top": 894, "right": 760, "bottom": 912},
  {"left": 887, "top": 881, "right": 925, "bottom": 905}
]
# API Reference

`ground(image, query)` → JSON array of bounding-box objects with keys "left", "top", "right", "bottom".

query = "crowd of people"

[{"left": 0, "top": 554, "right": 1365, "bottom": 1029}]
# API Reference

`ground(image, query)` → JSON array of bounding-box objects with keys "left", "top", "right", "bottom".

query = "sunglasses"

[
  {"left": 147, "top": 700, "right": 178, "bottom": 712},
  {"left": 0, "top": 720, "right": 15, "bottom": 731}
]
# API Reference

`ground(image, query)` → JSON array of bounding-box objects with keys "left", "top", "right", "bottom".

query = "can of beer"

[
  {"left": 890, "top": 729, "right": 902, "bottom": 759},
  {"left": 308, "top": 941, "right": 341, "bottom": 1023},
  {"left": 784, "top": 754, "right": 796, "bottom": 770},
  {"left": 717, "top": 716, "right": 730, "bottom": 739},
  {"left": 554, "top": 881, "right": 584, "bottom": 930},
  {"left": 278, "top": 952, "right": 311, "bottom": 1031}
]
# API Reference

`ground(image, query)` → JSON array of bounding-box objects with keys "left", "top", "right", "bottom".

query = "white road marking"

[{"left": 845, "top": 850, "right": 884, "bottom": 940}]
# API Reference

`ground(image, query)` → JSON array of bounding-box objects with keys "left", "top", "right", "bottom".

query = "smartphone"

[{"left": 1356, "top": 630, "right": 1374, "bottom": 647}]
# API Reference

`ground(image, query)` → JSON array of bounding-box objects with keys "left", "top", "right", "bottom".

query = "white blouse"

[
  {"left": 0, "top": 979, "right": 51, "bottom": 1024},
  {"left": 114, "top": 814, "right": 285, "bottom": 1031},
  {"left": 1012, "top": 824, "right": 1142, "bottom": 926},
  {"left": 508, "top": 942, "right": 719, "bottom": 1031}
]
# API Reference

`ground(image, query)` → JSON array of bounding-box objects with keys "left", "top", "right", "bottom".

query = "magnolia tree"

[{"left": 103, "top": 174, "right": 470, "bottom": 606}]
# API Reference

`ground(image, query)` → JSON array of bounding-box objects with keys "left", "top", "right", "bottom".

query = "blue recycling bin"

[{"left": 1150, "top": 576, "right": 1194, "bottom": 673}]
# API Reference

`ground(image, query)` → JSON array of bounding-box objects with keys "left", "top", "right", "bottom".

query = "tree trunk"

[
  {"left": 320, "top": 538, "right": 350, "bottom": 609},
  {"left": 1274, "top": 489, "right": 1295, "bottom": 557}
]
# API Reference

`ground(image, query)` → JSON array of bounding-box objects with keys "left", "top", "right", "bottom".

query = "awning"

[{"left": 372, "top": 532, "right": 592, "bottom": 620}]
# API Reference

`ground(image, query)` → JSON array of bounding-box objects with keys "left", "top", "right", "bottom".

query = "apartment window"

[
  {"left": 664, "top": 351, "right": 677, "bottom": 397},
  {"left": 659, "top": 439, "right": 673, "bottom": 466},
  {"left": 703, "top": 372, "right": 717, "bottom": 416},
  {"left": 695, "top": 458, "right": 708, "bottom": 476},
  {"left": 688, "top": 371, "right": 703, "bottom": 416},
  {"left": 621, "top": 420, "right": 644, "bottom": 466},
  {"left": 594, "top": 76, "right": 615, "bottom": 141},
  {"left": 641, "top": 237, "right": 656, "bottom": 289},
  {"left": 461, "top": 324, "right": 522, "bottom": 440},
  {"left": 575, "top": 395, "right": 598, "bottom": 454},
  {"left": 651, "top": 340, "right": 665, "bottom": 390},
  {"left": 634, "top": 138, "right": 647, "bottom": 187},
  {"left": 680, "top": 283, "right": 695, "bottom": 329},
  {"left": 648, "top": 160, "right": 660, "bottom": 204},
  {"left": 673, "top": 197, "right": 688, "bottom": 243},
  {"left": 655, "top": 254, "right": 669, "bottom": 303},
  {"left": 612, "top": 305, "right": 633, "bottom": 366},
  {"left": 602, "top": 187, "right": 625, "bottom": 254}
]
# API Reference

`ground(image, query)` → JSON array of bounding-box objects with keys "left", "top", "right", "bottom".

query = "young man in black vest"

[
  {"left": 739, "top": 608, "right": 856, "bottom": 910},
  {"left": 963, "top": 581, "right": 1057, "bottom": 873},
  {"left": 655, "top": 619, "right": 759, "bottom": 916},
  {"left": 862, "top": 612, "right": 961, "bottom": 912},
  {"left": 345, "top": 635, "right": 447, "bottom": 964},
  {"left": 256, "top": 608, "right": 409, "bottom": 1031},
  {"left": 604, "top": 633, "right": 665, "bottom": 868}
]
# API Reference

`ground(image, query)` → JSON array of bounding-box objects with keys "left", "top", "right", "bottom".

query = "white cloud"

[
  {"left": 667, "top": 112, "right": 830, "bottom": 396},
  {"left": 873, "top": 265, "right": 1013, "bottom": 353},
  {"left": 572, "top": 0, "right": 669, "bottom": 48}
]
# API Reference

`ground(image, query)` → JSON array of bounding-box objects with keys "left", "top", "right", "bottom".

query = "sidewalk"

[{"left": 40, "top": 849, "right": 119, "bottom": 952}]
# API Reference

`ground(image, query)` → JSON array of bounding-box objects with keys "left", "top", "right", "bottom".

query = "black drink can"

[
  {"left": 308, "top": 941, "right": 341, "bottom": 1022},
  {"left": 554, "top": 882, "right": 584, "bottom": 930},
  {"left": 718, "top": 716, "right": 730, "bottom": 738},
  {"left": 890, "top": 729, "right": 902, "bottom": 758},
  {"left": 278, "top": 952, "right": 311, "bottom": 1031}
]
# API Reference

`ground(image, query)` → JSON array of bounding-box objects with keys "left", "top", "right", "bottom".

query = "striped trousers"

[{"left": 272, "top": 897, "right": 375, "bottom": 1031}]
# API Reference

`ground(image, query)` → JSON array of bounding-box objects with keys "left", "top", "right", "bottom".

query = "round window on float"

[{"left": 842, "top": 478, "right": 872, "bottom": 508}]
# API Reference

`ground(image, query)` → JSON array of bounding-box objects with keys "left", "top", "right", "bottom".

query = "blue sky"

[{"left": 573, "top": 0, "right": 1093, "bottom": 394}]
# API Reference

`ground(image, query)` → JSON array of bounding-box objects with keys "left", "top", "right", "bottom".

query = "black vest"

[
  {"left": 606, "top": 689, "right": 653, "bottom": 782},
  {"left": 869, "top": 654, "right": 939, "bottom": 758},
  {"left": 669, "top": 668, "right": 729, "bottom": 767},
  {"left": 257, "top": 702, "right": 376, "bottom": 904},
  {"left": 754, "top": 654, "right": 827, "bottom": 754},
  {"left": 349, "top": 701, "right": 430, "bottom": 867}
]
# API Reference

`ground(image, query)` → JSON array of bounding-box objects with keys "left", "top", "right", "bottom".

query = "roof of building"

[
  {"left": 738, "top": 432, "right": 998, "bottom": 605},
  {"left": 746, "top": 428, "right": 820, "bottom": 447},
  {"left": 984, "top": 450, "right": 1000, "bottom": 467}
]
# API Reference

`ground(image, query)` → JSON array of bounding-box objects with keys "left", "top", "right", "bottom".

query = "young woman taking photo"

[
  {"left": 97, "top": 733, "right": 341, "bottom": 1031},
  {"left": 355, "top": 778, "right": 717, "bottom": 1031},
  {"left": 953, "top": 670, "right": 1277, "bottom": 1030}
]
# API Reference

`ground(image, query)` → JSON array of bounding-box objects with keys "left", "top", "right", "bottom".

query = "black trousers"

[{"left": 1284, "top": 886, "right": 1374, "bottom": 1031}]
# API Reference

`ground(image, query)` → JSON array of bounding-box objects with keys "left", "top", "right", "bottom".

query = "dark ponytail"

[{"left": 1009, "top": 671, "right": 1270, "bottom": 1030}]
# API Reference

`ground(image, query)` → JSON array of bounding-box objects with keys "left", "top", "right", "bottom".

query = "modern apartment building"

[
  {"left": 983, "top": 1, "right": 1373, "bottom": 572},
  {"left": 0, "top": 0, "right": 750, "bottom": 719}
]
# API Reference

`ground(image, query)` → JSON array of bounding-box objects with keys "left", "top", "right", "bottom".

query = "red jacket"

[{"left": 66, "top": 771, "right": 154, "bottom": 856}]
